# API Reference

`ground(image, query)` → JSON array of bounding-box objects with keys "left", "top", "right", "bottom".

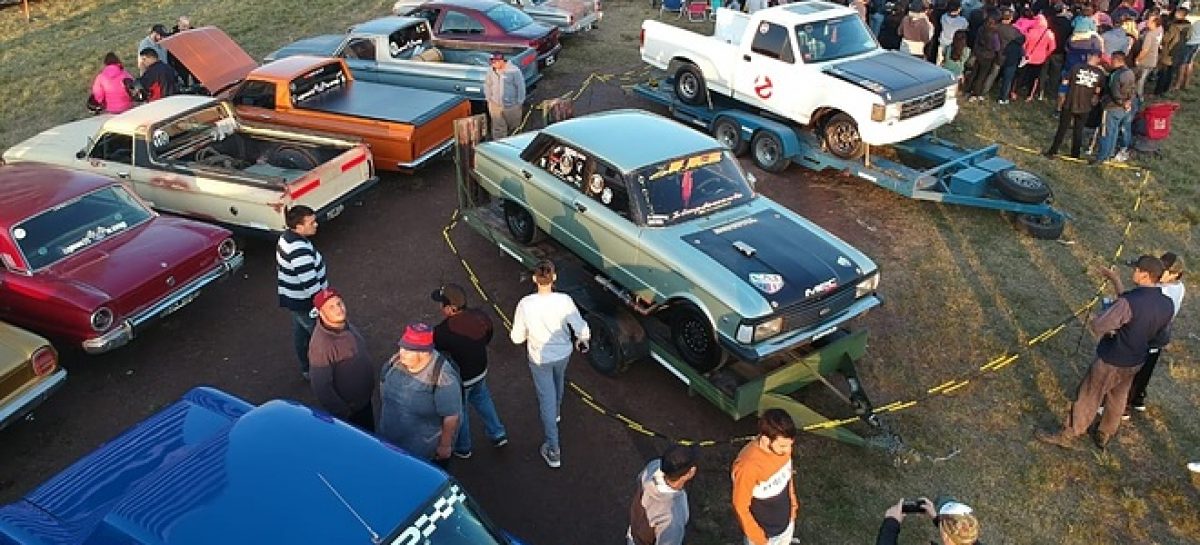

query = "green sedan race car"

[{"left": 472, "top": 109, "right": 881, "bottom": 370}]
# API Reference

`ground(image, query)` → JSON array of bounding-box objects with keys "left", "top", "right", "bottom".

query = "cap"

[
  {"left": 1128, "top": 254, "right": 1166, "bottom": 280},
  {"left": 312, "top": 287, "right": 341, "bottom": 311},
  {"left": 431, "top": 283, "right": 467, "bottom": 308},
  {"left": 151, "top": 24, "right": 169, "bottom": 36},
  {"left": 490, "top": 52, "right": 505, "bottom": 61},
  {"left": 397, "top": 322, "right": 435, "bottom": 351},
  {"left": 935, "top": 498, "right": 980, "bottom": 545}
]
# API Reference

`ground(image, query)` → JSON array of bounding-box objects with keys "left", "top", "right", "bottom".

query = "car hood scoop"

[
  {"left": 825, "top": 51, "right": 954, "bottom": 102},
  {"left": 683, "top": 210, "right": 863, "bottom": 308}
]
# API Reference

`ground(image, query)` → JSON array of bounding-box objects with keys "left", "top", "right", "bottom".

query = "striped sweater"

[{"left": 276, "top": 230, "right": 327, "bottom": 312}]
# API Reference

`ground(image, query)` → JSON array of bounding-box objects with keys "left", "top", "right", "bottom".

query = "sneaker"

[
  {"left": 1035, "top": 429, "right": 1079, "bottom": 450},
  {"left": 1131, "top": 404, "right": 1147, "bottom": 412},
  {"left": 998, "top": 99, "right": 1010, "bottom": 105},
  {"left": 1121, "top": 410, "right": 1131, "bottom": 421},
  {"left": 453, "top": 450, "right": 473, "bottom": 459},
  {"left": 1115, "top": 149, "right": 1130, "bottom": 162},
  {"left": 1189, "top": 462, "right": 1200, "bottom": 474},
  {"left": 491, "top": 436, "right": 509, "bottom": 448},
  {"left": 556, "top": 415, "right": 561, "bottom": 423},
  {"left": 540, "top": 443, "right": 561, "bottom": 468}
]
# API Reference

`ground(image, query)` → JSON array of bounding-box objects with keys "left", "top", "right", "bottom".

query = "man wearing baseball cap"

[
  {"left": 876, "top": 496, "right": 980, "bottom": 545},
  {"left": 1037, "top": 255, "right": 1174, "bottom": 450},
  {"left": 432, "top": 283, "right": 508, "bottom": 458},
  {"left": 378, "top": 322, "right": 463, "bottom": 467},
  {"left": 307, "top": 288, "right": 376, "bottom": 431},
  {"left": 484, "top": 51, "right": 526, "bottom": 140}
]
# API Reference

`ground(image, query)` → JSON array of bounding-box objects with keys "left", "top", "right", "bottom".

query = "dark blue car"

[{"left": 0, "top": 387, "right": 528, "bottom": 545}]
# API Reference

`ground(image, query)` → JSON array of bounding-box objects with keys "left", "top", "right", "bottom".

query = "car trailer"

[
  {"left": 449, "top": 115, "right": 905, "bottom": 454},
  {"left": 631, "top": 78, "right": 1069, "bottom": 239}
]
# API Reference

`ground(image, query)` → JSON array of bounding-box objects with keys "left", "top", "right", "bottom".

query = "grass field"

[{"left": 2, "top": 0, "right": 1198, "bottom": 543}]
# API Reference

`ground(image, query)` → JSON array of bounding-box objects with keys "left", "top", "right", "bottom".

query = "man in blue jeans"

[
  {"left": 1094, "top": 51, "right": 1136, "bottom": 165},
  {"left": 276, "top": 205, "right": 327, "bottom": 379},
  {"left": 510, "top": 260, "right": 589, "bottom": 469},
  {"left": 431, "top": 283, "right": 508, "bottom": 459}
]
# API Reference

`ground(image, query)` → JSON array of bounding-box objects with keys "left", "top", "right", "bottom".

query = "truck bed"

[{"left": 298, "top": 80, "right": 464, "bottom": 126}]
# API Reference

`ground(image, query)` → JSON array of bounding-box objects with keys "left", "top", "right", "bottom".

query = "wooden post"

[
  {"left": 453, "top": 114, "right": 489, "bottom": 208},
  {"left": 23, "top": 0, "right": 31, "bottom": 21}
]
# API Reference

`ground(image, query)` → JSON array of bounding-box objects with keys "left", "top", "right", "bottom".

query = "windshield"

[
  {"left": 13, "top": 186, "right": 153, "bottom": 270},
  {"left": 794, "top": 15, "right": 877, "bottom": 63},
  {"left": 634, "top": 150, "right": 753, "bottom": 226},
  {"left": 485, "top": 4, "right": 534, "bottom": 32},
  {"left": 150, "top": 104, "right": 238, "bottom": 158},
  {"left": 384, "top": 483, "right": 510, "bottom": 545}
]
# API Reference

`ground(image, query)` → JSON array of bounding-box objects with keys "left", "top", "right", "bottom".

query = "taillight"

[
  {"left": 31, "top": 346, "right": 57, "bottom": 376},
  {"left": 218, "top": 238, "right": 237, "bottom": 260},
  {"left": 520, "top": 54, "right": 535, "bottom": 66}
]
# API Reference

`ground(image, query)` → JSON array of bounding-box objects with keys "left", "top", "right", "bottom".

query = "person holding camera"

[{"left": 876, "top": 497, "right": 981, "bottom": 545}]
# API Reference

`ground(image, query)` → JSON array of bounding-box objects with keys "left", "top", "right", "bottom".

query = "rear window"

[
  {"left": 289, "top": 63, "right": 347, "bottom": 104},
  {"left": 384, "top": 483, "right": 510, "bottom": 545},
  {"left": 14, "top": 186, "right": 153, "bottom": 270},
  {"left": 485, "top": 4, "right": 534, "bottom": 32}
]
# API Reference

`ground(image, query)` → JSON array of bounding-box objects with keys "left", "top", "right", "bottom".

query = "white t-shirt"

[
  {"left": 1160, "top": 281, "right": 1185, "bottom": 317},
  {"left": 511, "top": 291, "right": 590, "bottom": 364}
]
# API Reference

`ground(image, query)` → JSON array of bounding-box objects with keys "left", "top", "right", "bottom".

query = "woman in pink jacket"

[
  {"left": 90, "top": 52, "right": 135, "bottom": 114},
  {"left": 1017, "top": 14, "right": 1056, "bottom": 101}
]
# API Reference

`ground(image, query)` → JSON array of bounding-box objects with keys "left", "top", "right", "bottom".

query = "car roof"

[
  {"left": 541, "top": 110, "right": 724, "bottom": 173},
  {"left": 352, "top": 15, "right": 429, "bottom": 35},
  {"left": 0, "top": 164, "right": 113, "bottom": 229},
  {"left": 102, "top": 95, "right": 220, "bottom": 136},
  {"left": 774, "top": 1, "right": 856, "bottom": 23},
  {"left": 253, "top": 55, "right": 345, "bottom": 81},
  {"left": 423, "top": 0, "right": 506, "bottom": 11}
]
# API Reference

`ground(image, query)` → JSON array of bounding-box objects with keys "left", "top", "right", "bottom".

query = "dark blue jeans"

[
  {"left": 290, "top": 309, "right": 316, "bottom": 374},
  {"left": 998, "top": 63, "right": 1019, "bottom": 100}
]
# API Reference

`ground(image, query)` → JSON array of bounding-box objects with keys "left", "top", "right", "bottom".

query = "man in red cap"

[
  {"left": 484, "top": 51, "right": 526, "bottom": 140},
  {"left": 378, "top": 322, "right": 463, "bottom": 467},
  {"left": 307, "top": 288, "right": 376, "bottom": 431}
]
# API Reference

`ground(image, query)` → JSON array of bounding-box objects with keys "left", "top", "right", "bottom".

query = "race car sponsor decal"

[
  {"left": 713, "top": 217, "right": 759, "bottom": 235},
  {"left": 804, "top": 277, "right": 838, "bottom": 298},
  {"left": 648, "top": 151, "right": 722, "bottom": 181},
  {"left": 152, "top": 129, "right": 169, "bottom": 149},
  {"left": 749, "top": 272, "right": 785, "bottom": 294}
]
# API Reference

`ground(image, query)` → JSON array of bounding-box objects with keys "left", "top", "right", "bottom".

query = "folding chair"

[
  {"left": 686, "top": 0, "right": 710, "bottom": 21},
  {"left": 660, "top": 0, "right": 685, "bottom": 18}
]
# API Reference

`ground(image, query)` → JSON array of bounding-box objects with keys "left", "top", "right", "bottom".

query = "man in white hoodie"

[
  {"left": 511, "top": 259, "right": 590, "bottom": 468},
  {"left": 628, "top": 445, "right": 700, "bottom": 545}
]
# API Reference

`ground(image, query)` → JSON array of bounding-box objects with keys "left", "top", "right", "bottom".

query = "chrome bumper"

[
  {"left": 0, "top": 368, "right": 67, "bottom": 430},
  {"left": 720, "top": 294, "right": 882, "bottom": 363},
  {"left": 398, "top": 139, "right": 454, "bottom": 170},
  {"left": 82, "top": 254, "right": 245, "bottom": 354}
]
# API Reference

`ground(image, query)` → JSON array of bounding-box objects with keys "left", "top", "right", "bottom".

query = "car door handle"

[
  {"left": 742, "top": 54, "right": 751, "bottom": 61},
  {"left": 116, "top": 171, "right": 130, "bottom": 179},
  {"left": 521, "top": 170, "right": 532, "bottom": 179},
  {"left": 573, "top": 201, "right": 587, "bottom": 213}
]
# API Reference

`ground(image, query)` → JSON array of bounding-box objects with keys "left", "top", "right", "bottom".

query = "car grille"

[
  {"left": 899, "top": 89, "right": 947, "bottom": 120},
  {"left": 776, "top": 284, "right": 858, "bottom": 334}
]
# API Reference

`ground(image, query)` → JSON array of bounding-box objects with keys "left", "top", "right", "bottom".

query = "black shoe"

[
  {"left": 491, "top": 436, "right": 509, "bottom": 448},
  {"left": 1042, "top": 150, "right": 1056, "bottom": 158}
]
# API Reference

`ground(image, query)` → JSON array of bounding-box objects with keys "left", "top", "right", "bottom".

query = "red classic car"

[
  {"left": 0, "top": 164, "right": 243, "bottom": 354},
  {"left": 406, "top": 0, "right": 562, "bottom": 68}
]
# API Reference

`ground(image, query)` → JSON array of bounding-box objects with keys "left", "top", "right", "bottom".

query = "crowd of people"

[
  {"left": 862, "top": 0, "right": 1198, "bottom": 164},
  {"left": 88, "top": 16, "right": 193, "bottom": 114}
]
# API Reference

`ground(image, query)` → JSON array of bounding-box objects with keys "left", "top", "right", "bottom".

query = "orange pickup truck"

[{"left": 163, "top": 27, "right": 470, "bottom": 171}]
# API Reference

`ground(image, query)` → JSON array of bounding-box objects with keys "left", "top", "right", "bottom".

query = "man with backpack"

[
  {"left": 378, "top": 323, "right": 463, "bottom": 468},
  {"left": 1094, "top": 51, "right": 1136, "bottom": 164}
]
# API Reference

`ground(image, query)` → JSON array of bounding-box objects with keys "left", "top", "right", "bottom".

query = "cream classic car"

[{"left": 0, "top": 322, "right": 65, "bottom": 430}]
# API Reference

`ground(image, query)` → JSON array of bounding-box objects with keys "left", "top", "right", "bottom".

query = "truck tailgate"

[{"left": 284, "top": 144, "right": 376, "bottom": 222}]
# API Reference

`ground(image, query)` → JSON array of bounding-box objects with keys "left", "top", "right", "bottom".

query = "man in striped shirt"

[{"left": 277, "top": 205, "right": 328, "bottom": 379}]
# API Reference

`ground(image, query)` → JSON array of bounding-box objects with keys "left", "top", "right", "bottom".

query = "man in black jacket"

[
  {"left": 137, "top": 47, "right": 178, "bottom": 101},
  {"left": 432, "top": 283, "right": 508, "bottom": 458},
  {"left": 1037, "top": 255, "right": 1175, "bottom": 450},
  {"left": 876, "top": 497, "right": 980, "bottom": 545}
]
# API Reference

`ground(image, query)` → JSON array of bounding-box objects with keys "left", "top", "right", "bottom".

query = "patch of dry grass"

[{"left": 2, "top": 1, "right": 1198, "bottom": 544}]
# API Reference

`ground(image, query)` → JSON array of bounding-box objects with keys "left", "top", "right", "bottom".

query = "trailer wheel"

[
  {"left": 823, "top": 113, "right": 865, "bottom": 160},
  {"left": 751, "top": 131, "right": 791, "bottom": 173},
  {"left": 712, "top": 118, "right": 748, "bottom": 156},
  {"left": 995, "top": 169, "right": 1052, "bottom": 203},
  {"left": 674, "top": 64, "right": 706, "bottom": 106},
  {"left": 503, "top": 200, "right": 544, "bottom": 245},
  {"left": 1014, "top": 213, "right": 1065, "bottom": 240},
  {"left": 584, "top": 310, "right": 648, "bottom": 377},
  {"left": 669, "top": 304, "right": 725, "bottom": 373}
]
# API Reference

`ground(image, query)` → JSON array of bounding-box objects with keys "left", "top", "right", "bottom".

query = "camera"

[{"left": 901, "top": 499, "right": 929, "bottom": 513}]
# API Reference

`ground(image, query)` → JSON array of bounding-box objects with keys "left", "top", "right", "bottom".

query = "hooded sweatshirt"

[
  {"left": 900, "top": 12, "right": 935, "bottom": 54},
  {"left": 1023, "top": 14, "right": 1057, "bottom": 65},
  {"left": 91, "top": 64, "right": 135, "bottom": 114},
  {"left": 628, "top": 459, "right": 689, "bottom": 545}
]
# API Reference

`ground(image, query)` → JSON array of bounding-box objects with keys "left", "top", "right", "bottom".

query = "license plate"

[
  {"left": 325, "top": 204, "right": 345, "bottom": 220},
  {"left": 544, "top": 55, "right": 556, "bottom": 66},
  {"left": 162, "top": 291, "right": 200, "bottom": 318}
]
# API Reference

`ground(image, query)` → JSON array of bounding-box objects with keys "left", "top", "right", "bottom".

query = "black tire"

[
  {"left": 995, "top": 169, "right": 1052, "bottom": 203},
  {"left": 669, "top": 304, "right": 725, "bottom": 373},
  {"left": 674, "top": 64, "right": 706, "bottom": 106},
  {"left": 750, "top": 131, "right": 791, "bottom": 173},
  {"left": 1014, "top": 213, "right": 1065, "bottom": 240},
  {"left": 712, "top": 118, "right": 748, "bottom": 156},
  {"left": 503, "top": 200, "right": 543, "bottom": 245},
  {"left": 823, "top": 112, "right": 865, "bottom": 160},
  {"left": 268, "top": 146, "right": 319, "bottom": 170},
  {"left": 584, "top": 310, "right": 647, "bottom": 377}
]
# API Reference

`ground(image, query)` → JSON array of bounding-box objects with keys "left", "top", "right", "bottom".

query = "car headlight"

[
  {"left": 90, "top": 307, "right": 114, "bottom": 332},
  {"left": 218, "top": 238, "right": 237, "bottom": 260},
  {"left": 736, "top": 317, "right": 785, "bottom": 344},
  {"left": 871, "top": 103, "right": 903, "bottom": 121},
  {"left": 855, "top": 273, "right": 880, "bottom": 298}
]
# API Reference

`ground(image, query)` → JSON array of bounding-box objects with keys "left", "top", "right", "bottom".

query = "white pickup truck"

[{"left": 641, "top": 2, "right": 958, "bottom": 159}]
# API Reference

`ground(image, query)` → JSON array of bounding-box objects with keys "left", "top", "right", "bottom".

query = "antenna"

[{"left": 318, "top": 472, "right": 383, "bottom": 544}]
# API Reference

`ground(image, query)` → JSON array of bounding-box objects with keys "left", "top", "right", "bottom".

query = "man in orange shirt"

[{"left": 731, "top": 409, "right": 799, "bottom": 545}]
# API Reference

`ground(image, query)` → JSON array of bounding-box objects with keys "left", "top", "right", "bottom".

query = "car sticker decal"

[
  {"left": 12, "top": 228, "right": 25, "bottom": 240},
  {"left": 754, "top": 75, "right": 773, "bottom": 99},
  {"left": 588, "top": 174, "right": 605, "bottom": 194},
  {"left": 647, "top": 151, "right": 722, "bottom": 181},
  {"left": 63, "top": 221, "right": 128, "bottom": 256},
  {"left": 152, "top": 129, "right": 169, "bottom": 149},
  {"left": 749, "top": 272, "right": 785, "bottom": 294},
  {"left": 388, "top": 484, "right": 468, "bottom": 545},
  {"left": 600, "top": 186, "right": 613, "bottom": 205}
]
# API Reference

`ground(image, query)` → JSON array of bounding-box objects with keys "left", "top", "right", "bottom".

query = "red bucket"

[{"left": 1141, "top": 102, "right": 1180, "bottom": 141}]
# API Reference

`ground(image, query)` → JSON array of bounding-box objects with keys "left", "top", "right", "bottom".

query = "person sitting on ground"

[
  {"left": 90, "top": 52, "right": 136, "bottom": 114},
  {"left": 137, "top": 48, "right": 178, "bottom": 101},
  {"left": 876, "top": 497, "right": 981, "bottom": 545}
]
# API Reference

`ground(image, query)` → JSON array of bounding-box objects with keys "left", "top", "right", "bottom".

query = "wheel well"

[
  {"left": 809, "top": 107, "right": 842, "bottom": 130},
  {"left": 659, "top": 296, "right": 715, "bottom": 329},
  {"left": 667, "top": 56, "right": 697, "bottom": 74}
]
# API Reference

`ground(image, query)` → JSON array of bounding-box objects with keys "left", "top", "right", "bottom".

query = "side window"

[
  {"left": 231, "top": 81, "right": 276, "bottom": 109},
  {"left": 440, "top": 11, "right": 486, "bottom": 34},
  {"left": 410, "top": 8, "right": 440, "bottom": 25},
  {"left": 750, "top": 23, "right": 794, "bottom": 63},
  {"left": 585, "top": 164, "right": 632, "bottom": 220},
  {"left": 341, "top": 37, "right": 377, "bottom": 60},
  {"left": 87, "top": 133, "right": 134, "bottom": 164},
  {"left": 535, "top": 142, "right": 590, "bottom": 190}
]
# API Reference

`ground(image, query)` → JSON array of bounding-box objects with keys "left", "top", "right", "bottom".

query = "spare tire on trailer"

[
  {"left": 1014, "top": 213, "right": 1065, "bottom": 240},
  {"left": 584, "top": 309, "right": 648, "bottom": 377},
  {"left": 995, "top": 169, "right": 1052, "bottom": 203}
]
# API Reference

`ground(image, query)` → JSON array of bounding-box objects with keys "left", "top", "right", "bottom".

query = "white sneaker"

[
  {"left": 1115, "top": 149, "right": 1130, "bottom": 162},
  {"left": 540, "top": 443, "right": 561, "bottom": 468},
  {"left": 1188, "top": 462, "right": 1200, "bottom": 474}
]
